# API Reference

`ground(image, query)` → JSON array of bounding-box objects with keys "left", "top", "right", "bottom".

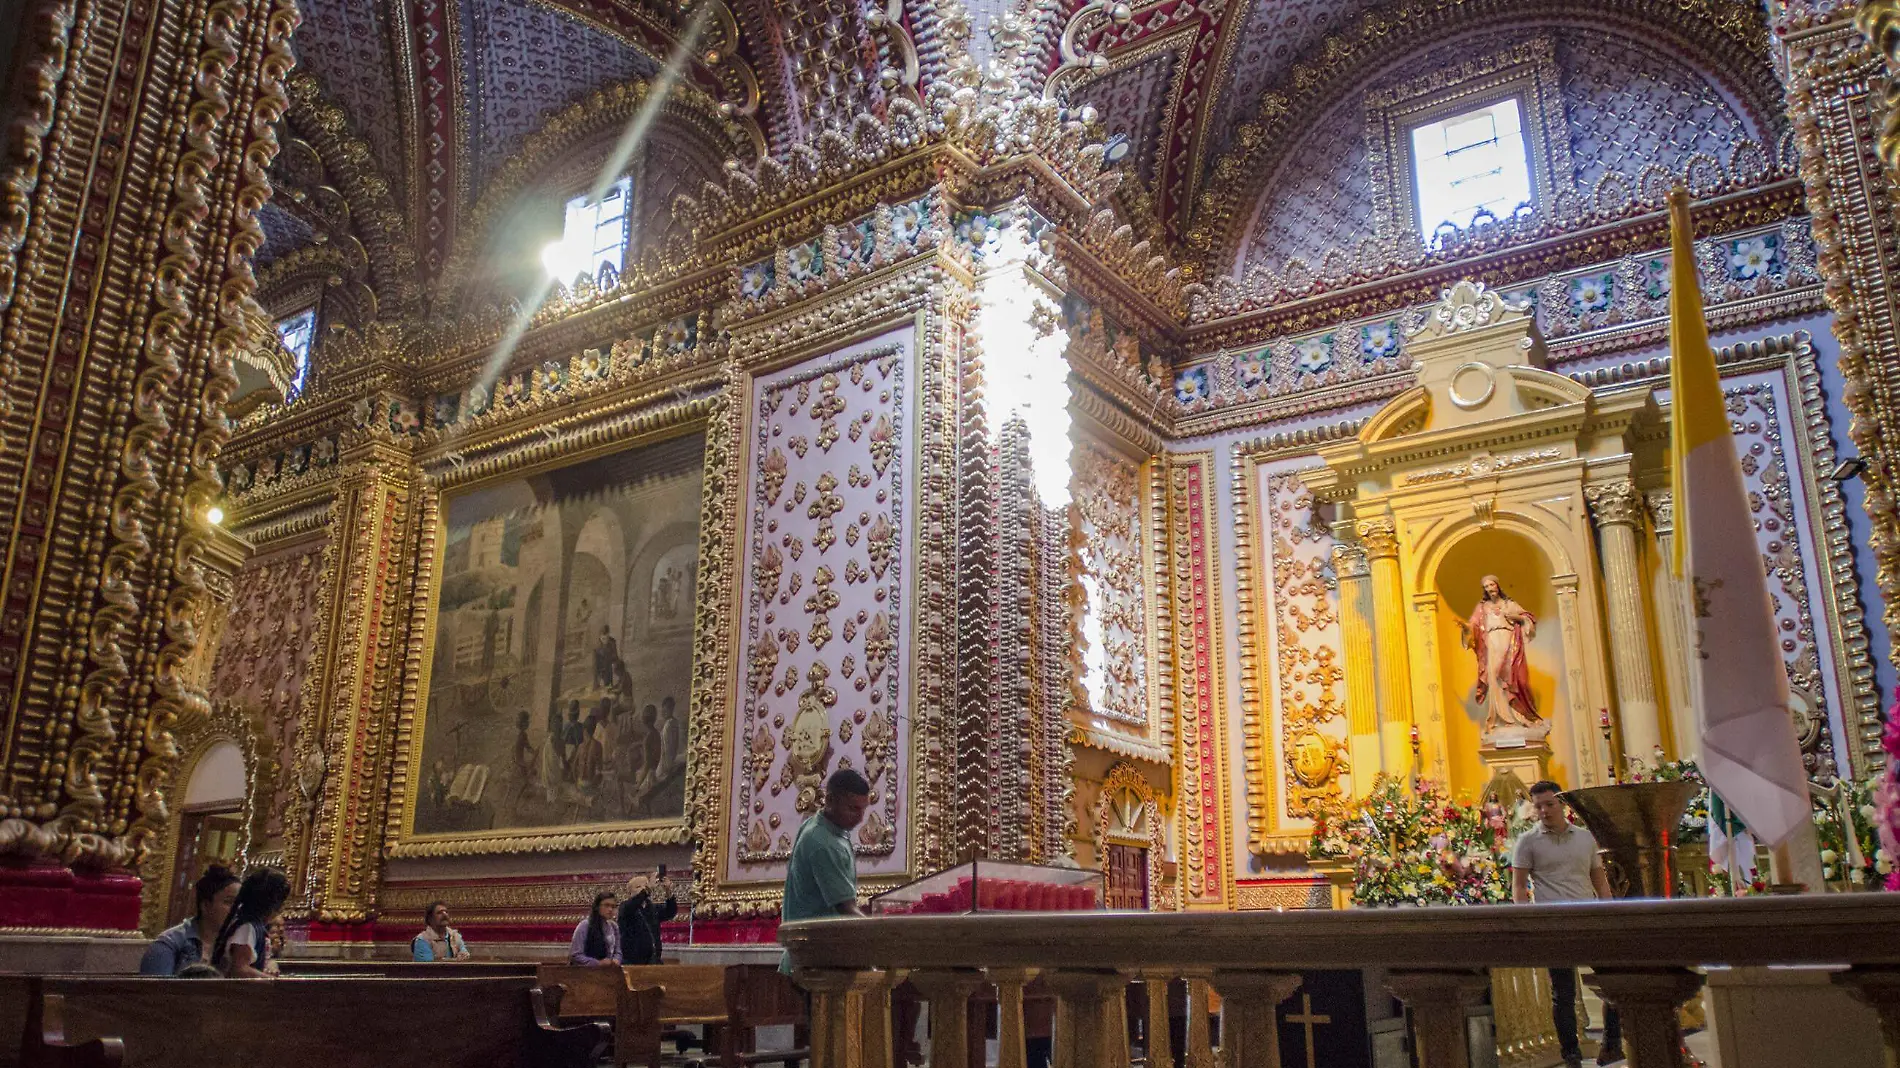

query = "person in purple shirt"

[{"left": 569, "top": 890, "right": 621, "bottom": 966}]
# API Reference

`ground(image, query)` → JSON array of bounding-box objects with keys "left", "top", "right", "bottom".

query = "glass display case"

[{"left": 869, "top": 859, "right": 1107, "bottom": 915}]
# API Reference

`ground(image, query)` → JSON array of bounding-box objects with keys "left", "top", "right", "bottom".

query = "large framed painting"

[{"left": 398, "top": 428, "right": 705, "bottom": 853}]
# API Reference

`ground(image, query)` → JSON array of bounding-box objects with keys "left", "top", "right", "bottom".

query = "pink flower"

[{"left": 1879, "top": 688, "right": 1900, "bottom": 891}]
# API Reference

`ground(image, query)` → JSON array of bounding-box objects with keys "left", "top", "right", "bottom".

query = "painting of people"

[{"left": 410, "top": 432, "right": 703, "bottom": 839}]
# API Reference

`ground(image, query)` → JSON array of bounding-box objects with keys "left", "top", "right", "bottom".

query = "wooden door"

[
  {"left": 1105, "top": 843, "right": 1149, "bottom": 910},
  {"left": 167, "top": 806, "right": 245, "bottom": 924}
]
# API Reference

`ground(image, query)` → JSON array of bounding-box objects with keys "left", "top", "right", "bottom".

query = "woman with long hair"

[
  {"left": 138, "top": 864, "right": 240, "bottom": 975},
  {"left": 567, "top": 890, "right": 621, "bottom": 966},
  {"left": 212, "top": 868, "right": 291, "bottom": 978}
]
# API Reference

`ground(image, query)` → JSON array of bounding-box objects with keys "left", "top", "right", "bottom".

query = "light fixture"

[
  {"left": 205, "top": 506, "right": 224, "bottom": 526},
  {"left": 1829, "top": 456, "right": 1867, "bottom": 483}
]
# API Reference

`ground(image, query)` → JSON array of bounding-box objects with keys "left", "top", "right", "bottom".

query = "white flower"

[
  {"left": 1850, "top": 868, "right": 1866, "bottom": 884},
  {"left": 1879, "top": 857, "right": 1894, "bottom": 876},
  {"left": 1730, "top": 237, "right": 1773, "bottom": 279},
  {"left": 1821, "top": 849, "right": 1838, "bottom": 864},
  {"left": 1861, "top": 804, "right": 1879, "bottom": 821},
  {"left": 1823, "top": 865, "right": 1837, "bottom": 879}
]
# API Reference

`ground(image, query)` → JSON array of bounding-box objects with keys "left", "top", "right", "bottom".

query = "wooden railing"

[{"left": 780, "top": 894, "right": 1900, "bottom": 1068}]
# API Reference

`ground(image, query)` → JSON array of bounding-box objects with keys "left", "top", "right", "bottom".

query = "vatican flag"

[{"left": 1667, "top": 187, "right": 1813, "bottom": 849}]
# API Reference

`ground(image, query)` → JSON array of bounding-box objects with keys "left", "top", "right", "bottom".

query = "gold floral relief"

[
  {"left": 731, "top": 340, "right": 907, "bottom": 868},
  {"left": 1072, "top": 445, "right": 1155, "bottom": 734}
]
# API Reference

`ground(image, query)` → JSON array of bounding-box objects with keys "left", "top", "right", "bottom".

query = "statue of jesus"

[{"left": 1457, "top": 575, "right": 1541, "bottom": 734}]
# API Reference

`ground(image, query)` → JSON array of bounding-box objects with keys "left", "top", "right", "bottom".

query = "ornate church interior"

[{"left": 6, "top": 0, "right": 1900, "bottom": 1063}]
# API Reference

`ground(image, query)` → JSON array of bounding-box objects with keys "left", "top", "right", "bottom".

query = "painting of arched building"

[{"left": 411, "top": 432, "right": 704, "bottom": 839}]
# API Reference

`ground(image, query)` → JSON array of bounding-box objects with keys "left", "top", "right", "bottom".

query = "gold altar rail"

[{"left": 781, "top": 895, "right": 1900, "bottom": 1068}]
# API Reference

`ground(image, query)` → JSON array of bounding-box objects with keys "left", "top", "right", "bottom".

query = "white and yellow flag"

[{"left": 1668, "top": 188, "right": 1812, "bottom": 847}]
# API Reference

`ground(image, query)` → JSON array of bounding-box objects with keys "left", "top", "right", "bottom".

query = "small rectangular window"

[
  {"left": 275, "top": 307, "right": 317, "bottom": 397},
  {"left": 1410, "top": 98, "right": 1532, "bottom": 244},
  {"left": 546, "top": 177, "right": 632, "bottom": 282}
]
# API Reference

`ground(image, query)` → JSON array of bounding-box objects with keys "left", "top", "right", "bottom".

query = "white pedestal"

[{"left": 1702, "top": 966, "right": 1884, "bottom": 1068}]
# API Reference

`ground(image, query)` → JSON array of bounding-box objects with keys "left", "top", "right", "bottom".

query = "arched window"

[
  {"left": 1409, "top": 97, "right": 1533, "bottom": 242},
  {"left": 542, "top": 176, "right": 632, "bottom": 283},
  {"left": 274, "top": 306, "right": 317, "bottom": 397}
]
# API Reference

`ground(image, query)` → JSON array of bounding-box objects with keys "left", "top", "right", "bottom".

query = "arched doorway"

[{"left": 166, "top": 740, "right": 248, "bottom": 926}]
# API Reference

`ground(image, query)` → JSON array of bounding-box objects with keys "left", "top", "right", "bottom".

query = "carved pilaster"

[
  {"left": 0, "top": 0, "right": 298, "bottom": 929},
  {"left": 1357, "top": 517, "right": 1415, "bottom": 777},
  {"left": 1785, "top": 16, "right": 1900, "bottom": 681},
  {"left": 303, "top": 440, "right": 417, "bottom": 923},
  {"left": 1587, "top": 479, "right": 1664, "bottom": 763},
  {"left": 1332, "top": 538, "right": 1381, "bottom": 795}
]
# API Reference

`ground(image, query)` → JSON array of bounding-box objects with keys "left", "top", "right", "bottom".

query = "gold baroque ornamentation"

[
  {"left": 1072, "top": 444, "right": 1154, "bottom": 732},
  {"left": 140, "top": 702, "right": 271, "bottom": 934},
  {"left": 1583, "top": 478, "right": 1644, "bottom": 528},
  {"left": 1233, "top": 881, "right": 1331, "bottom": 911},
  {"left": 59, "top": 0, "right": 295, "bottom": 873},
  {"left": 1164, "top": 451, "right": 1232, "bottom": 906},
  {"left": 1187, "top": 0, "right": 1784, "bottom": 277},
  {"left": 383, "top": 395, "right": 718, "bottom": 860},
  {"left": 283, "top": 74, "right": 419, "bottom": 315},
  {"left": 1784, "top": 20, "right": 1900, "bottom": 693},
  {"left": 304, "top": 451, "right": 415, "bottom": 920},
  {"left": 1091, "top": 762, "right": 1168, "bottom": 912},
  {"left": 435, "top": 77, "right": 759, "bottom": 309},
  {"left": 1232, "top": 445, "right": 1356, "bottom": 856},
  {"left": 0, "top": 0, "right": 76, "bottom": 358},
  {"left": 1061, "top": 304, "right": 1172, "bottom": 445}
]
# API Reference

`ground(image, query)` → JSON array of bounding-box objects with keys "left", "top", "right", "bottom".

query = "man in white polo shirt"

[{"left": 1512, "top": 779, "right": 1622, "bottom": 1068}]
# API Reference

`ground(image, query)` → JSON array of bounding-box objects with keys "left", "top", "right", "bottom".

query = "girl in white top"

[{"left": 212, "top": 868, "right": 291, "bottom": 978}]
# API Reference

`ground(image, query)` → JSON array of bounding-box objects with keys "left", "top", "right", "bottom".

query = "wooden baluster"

[
  {"left": 1834, "top": 967, "right": 1900, "bottom": 1067},
  {"left": 909, "top": 970, "right": 986, "bottom": 1068},
  {"left": 1137, "top": 971, "right": 1176, "bottom": 1068},
  {"left": 1584, "top": 968, "right": 1703, "bottom": 1068},
  {"left": 1182, "top": 976, "right": 1217, "bottom": 1068},
  {"left": 1386, "top": 969, "right": 1490, "bottom": 1068},
  {"left": 863, "top": 968, "right": 907, "bottom": 1068},
  {"left": 988, "top": 968, "right": 1041, "bottom": 1068},
  {"left": 1211, "top": 970, "right": 1302, "bottom": 1068},
  {"left": 1045, "top": 970, "right": 1132, "bottom": 1068},
  {"left": 798, "top": 969, "right": 897, "bottom": 1068}
]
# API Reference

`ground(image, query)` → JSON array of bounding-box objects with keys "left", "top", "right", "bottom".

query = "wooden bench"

[
  {"left": 14, "top": 975, "right": 608, "bottom": 1068},
  {"left": 535, "top": 964, "right": 808, "bottom": 1067},
  {"left": 275, "top": 959, "right": 541, "bottom": 979}
]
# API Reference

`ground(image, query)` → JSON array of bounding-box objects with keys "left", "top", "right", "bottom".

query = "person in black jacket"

[{"left": 616, "top": 870, "right": 679, "bottom": 966}]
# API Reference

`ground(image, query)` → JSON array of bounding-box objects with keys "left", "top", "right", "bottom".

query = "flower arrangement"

[
  {"left": 1879, "top": 689, "right": 1900, "bottom": 892},
  {"left": 1308, "top": 775, "right": 1520, "bottom": 907},
  {"left": 1813, "top": 771, "right": 1893, "bottom": 888}
]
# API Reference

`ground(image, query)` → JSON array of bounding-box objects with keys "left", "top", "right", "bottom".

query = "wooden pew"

[
  {"left": 715, "top": 965, "right": 809, "bottom": 1068},
  {"left": 16, "top": 975, "right": 608, "bottom": 1068},
  {"left": 535, "top": 964, "right": 808, "bottom": 1068},
  {"left": 275, "top": 959, "right": 540, "bottom": 979}
]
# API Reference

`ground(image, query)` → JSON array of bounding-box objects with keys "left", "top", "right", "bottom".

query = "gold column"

[
  {"left": 1586, "top": 479, "right": 1664, "bottom": 766},
  {"left": 1332, "top": 537, "right": 1382, "bottom": 796},
  {"left": 304, "top": 439, "right": 416, "bottom": 922},
  {"left": 1358, "top": 517, "right": 1415, "bottom": 778},
  {"left": 1645, "top": 491, "right": 1699, "bottom": 761}
]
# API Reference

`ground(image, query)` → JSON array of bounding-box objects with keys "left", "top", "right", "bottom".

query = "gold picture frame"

[{"left": 387, "top": 393, "right": 721, "bottom": 857}]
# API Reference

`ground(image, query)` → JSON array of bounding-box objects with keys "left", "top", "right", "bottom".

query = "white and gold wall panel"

[{"left": 724, "top": 325, "right": 919, "bottom": 886}]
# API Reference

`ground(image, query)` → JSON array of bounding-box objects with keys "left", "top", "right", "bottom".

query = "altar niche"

[
  {"left": 1303, "top": 279, "right": 1668, "bottom": 802},
  {"left": 1433, "top": 528, "right": 1562, "bottom": 793}
]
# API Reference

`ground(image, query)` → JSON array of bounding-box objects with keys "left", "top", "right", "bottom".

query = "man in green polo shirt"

[{"left": 779, "top": 767, "right": 872, "bottom": 975}]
